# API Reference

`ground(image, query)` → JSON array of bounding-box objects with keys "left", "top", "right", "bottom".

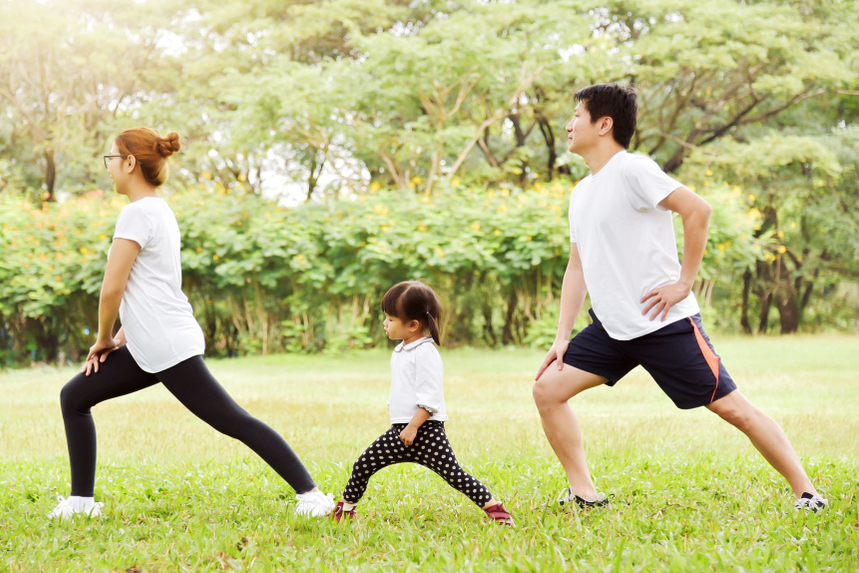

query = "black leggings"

[
  {"left": 342, "top": 421, "right": 492, "bottom": 507},
  {"left": 59, "top": 347, "right": 316, "bottom": 497}
]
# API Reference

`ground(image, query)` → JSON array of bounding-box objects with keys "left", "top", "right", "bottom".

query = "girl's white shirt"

[
  {"left": 111, "top": 196, "right": 205, "bottom": 373},
  {"left": 387, "top": 336, "right": 448, "bottom": 424}
]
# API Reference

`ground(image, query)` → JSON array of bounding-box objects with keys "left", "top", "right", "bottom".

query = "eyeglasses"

[{"left": 103, "top": 154, "right": 128, "bottom": 170}]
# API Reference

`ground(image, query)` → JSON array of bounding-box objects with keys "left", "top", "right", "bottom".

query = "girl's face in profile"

[{"left": 383, "top": 313, "right": 412, "bottom": 341}]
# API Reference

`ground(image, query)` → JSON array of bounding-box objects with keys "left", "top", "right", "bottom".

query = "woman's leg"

[
  {"left": 412, "top": 423, "right": 493, "bottom": 508},
  {"left": 60, "top": 347, "right": 160, "bottom": 496},
  {"left": 157, "top": 356, "right": 317, "bottom": 494},
  {"left": 341, "top": 426, "right": 407, "bottom": 503}
]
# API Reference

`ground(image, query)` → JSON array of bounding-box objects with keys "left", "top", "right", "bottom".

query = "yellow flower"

[
  {"left": 381, "top": 225, "right": 389, "bottom": 232},
  {"left": 297, "top": 254, "right": 305, "bottom": 261},
  {"left": 551, "top": 181, "right": 564, "bottom": 194},
  {"left": 470, "top": 223, "right": 480, "bottom": 232},
  {"left": 369, "top": 181, "right": 381, "bottom": 192},
  {"left": 374, "top": 205, "right": 389, "bottom": 216},
  {"left": 213, "top": 254, "right": 220, "bottom": 260},
  {"left": 434, "top": 247, "right": 445, "bottom": 258},
  {"left": 201, "top": 171, "right": 213, "bottom": 180},
  {"left": 778, "top": 245, "right": 786, "bottom": 254},
  {"left": 748, "top": 194, "right": 756, "bottom": 202},
  {"left": 494, "top": 229, "right": 501, "bottom": 235},
  {"left": 412, "top": 176, "right": 423, "bottom": 185},
  {"left": 197, "top": 246, "right": 203, "bottom": 252},
  {"left": 79, "top": 247, "right": 90, "bottom": 255},
  {"left": 496, "top": 204, "right": 508, "bottom": 213},
  {"left": 790, "top": 221, "right": 796, "bottom": 229},
  {"left": 705, "top": 170, "right": 713, "bottom": 176},
  {"left": 777, "top": 230, "right": 784, "bottom": 238},
  {"left": 418, "top": 224, "right": 428, "bottom": 232},
  {"left": 688, "top": 185, "right": 696, "bottom": 192},
  {"left": 451, "top": 178, "right": 461, "bottom": 188}
]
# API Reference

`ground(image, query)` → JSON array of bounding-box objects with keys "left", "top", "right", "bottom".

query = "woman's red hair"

[{"left": 114, "top": 127, "right": 181, "bottom": 187}]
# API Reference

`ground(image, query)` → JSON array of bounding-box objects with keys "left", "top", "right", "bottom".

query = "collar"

[{"left": 393, "top": 336, "right": 434, "bottom": 353}]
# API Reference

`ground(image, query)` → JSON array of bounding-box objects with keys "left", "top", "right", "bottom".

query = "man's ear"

[{"left": 597, "top": 116, "right": 613, "bottom": 136}]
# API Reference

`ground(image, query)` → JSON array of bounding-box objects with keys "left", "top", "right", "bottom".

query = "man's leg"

[
  {"left": 532, "top": 365, "right": 607, "bottom": 500},
  {"left": 707, "top": 390, "right": 818, "bottom": 498}
]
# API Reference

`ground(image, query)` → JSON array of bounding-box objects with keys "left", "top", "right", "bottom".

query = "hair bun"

[{"left": 156, "top": 132, "right": 181, "bottom": 157}]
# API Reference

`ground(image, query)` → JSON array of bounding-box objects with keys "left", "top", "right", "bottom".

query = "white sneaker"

[
  {"left": 294, "top": 490, "right": 335, "bottom": 517},
  {"left": 557, "top": 486, "right": 609, "bottom": 508},
  {"left": 48, "top": 496, "right": 104, "bottom": 520},
  {"left": 794, "top": 492, "right": 828, "bottom": 513}
]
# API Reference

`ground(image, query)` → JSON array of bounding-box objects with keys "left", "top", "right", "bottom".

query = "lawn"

[{"left": 1, "top": 335, "right": 857, "bottom": 572}]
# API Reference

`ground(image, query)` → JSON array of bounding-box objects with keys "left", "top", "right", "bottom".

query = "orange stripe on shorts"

[{"left": 689, "top": 317, "right": 720, "bottom": 403}]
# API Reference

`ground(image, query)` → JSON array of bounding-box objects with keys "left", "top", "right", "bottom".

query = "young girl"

[
  {"left": 329, "top": 281, "right": 514, "bottom": 525},
  {"left": 50, "top": 127, "right": 334, "bottom": 520}
]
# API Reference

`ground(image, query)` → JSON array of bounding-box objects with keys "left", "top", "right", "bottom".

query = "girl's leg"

[
  {"left": 342, "top": 426, "right": 409, "bottom": 503},
  {"left": 60, "top": 347, "right": 160, "bottom": 496},
  {"left": 156, "top": 356, "right": 317, "bottom": 494},
  {"left": 412, "top": 423, "right": 494, "bottom": 508}
]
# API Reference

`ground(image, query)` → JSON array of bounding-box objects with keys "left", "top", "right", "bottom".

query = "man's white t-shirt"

[
  {"left": 112, "top": 197, "right": 205, "bottom": 373},
  {"left": 568, "top": 150, "right": 700, "bottom": 340},
  {"left": 387, "top": 336, "right": 448, "bottom": 424}
]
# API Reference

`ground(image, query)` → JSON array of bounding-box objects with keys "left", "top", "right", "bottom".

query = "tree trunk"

[
  {"left": 537, "top": 116, "right": 556, "bottom": 179},
  {"left": 740, "top": 268, "right": 752, "bottom": 334},
  {"left": 757, "top": 292, "right": 772, "bottom": 333},
  {"left": 44, "top": 147, "right": 56, "bottom": 201},
  {"left": 775, "top": 288, "right": 800, "bottom": 334},
  {"left": 501, "top": 289, "right": 518, "bottom": 346}
]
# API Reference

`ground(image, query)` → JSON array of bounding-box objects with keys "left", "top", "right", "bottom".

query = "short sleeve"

[
  {"left": 113, "top": 204, "right": 152, "bottom": 249},
  {"left": 414, "top": 344, "right": 444, "bottom": 414},
  {"left": 625, "top": 155, "right": 683, "bottom": 211}
]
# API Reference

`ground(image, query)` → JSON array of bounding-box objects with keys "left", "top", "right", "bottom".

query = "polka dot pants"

[{"left": 341, "top": 421, "right": 492, "bottom": 507}]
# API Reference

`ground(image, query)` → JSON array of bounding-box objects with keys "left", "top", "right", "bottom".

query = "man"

[{"left": 533, "top": 83, "right": 826, "bottom": 512}]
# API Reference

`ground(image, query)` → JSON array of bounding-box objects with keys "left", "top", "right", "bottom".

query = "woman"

[{"left": 50, "top": 127, "right": 334, "bottom": 519}]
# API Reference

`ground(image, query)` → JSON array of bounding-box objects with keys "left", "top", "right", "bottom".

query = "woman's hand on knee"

[{"left": 82, "top": 336, "right": 124, "bottom": 376}]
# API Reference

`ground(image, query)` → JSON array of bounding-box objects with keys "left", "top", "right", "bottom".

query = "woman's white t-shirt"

[
  {"left": 387, "top": 336, "right": 448, "bottom": 424},
  {"left": 111, "top": 196, "right": 205, "bottom": 373},
  {"left": 568, "top": 150, "right": 700, "bottom": 340}
]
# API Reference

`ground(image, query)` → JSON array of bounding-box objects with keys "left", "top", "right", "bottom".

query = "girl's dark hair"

[
  {"left": 381, "top": 281, "right": 443, "bottom": 345},
  {"left": 574, "top": 83, "right": 637, "bottom": 149}
]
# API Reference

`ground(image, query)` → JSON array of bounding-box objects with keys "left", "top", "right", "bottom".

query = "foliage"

[
  {"left": 2, "top": 0, "right": 858, "bottom": 341},
  {"left": 0, "top": 176, "right": 772, "bottom": 365}
]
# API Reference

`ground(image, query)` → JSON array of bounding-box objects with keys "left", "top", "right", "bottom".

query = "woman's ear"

[{"left": 125, "top": 155, "right": 137, "bottom": 173}]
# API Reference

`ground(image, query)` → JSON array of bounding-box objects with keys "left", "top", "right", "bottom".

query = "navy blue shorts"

[{"left": 563, "top": 310, "right": 737, "bottom": 409}]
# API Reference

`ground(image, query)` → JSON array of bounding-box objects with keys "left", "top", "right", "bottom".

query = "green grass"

[{"left": 2, "top": 335, "right": 858, "bottom": 572}]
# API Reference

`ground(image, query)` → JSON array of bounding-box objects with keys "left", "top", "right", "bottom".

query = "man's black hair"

[{"left": 574, "top": 83, "right": 637, "bottom": 149}]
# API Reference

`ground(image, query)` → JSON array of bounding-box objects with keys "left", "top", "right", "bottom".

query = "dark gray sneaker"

[
  {"left": 557, "top": 487, "right": 609, "bottom": 508},
  {"left": 794, "top": 492, "right": 828, "bottom": 513}
]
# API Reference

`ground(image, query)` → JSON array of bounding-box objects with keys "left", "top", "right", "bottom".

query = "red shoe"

[
  {"left": 483, "top": 502, "right": 514, "bottom": 526},
  {"left": 330, "top": 500, "right": 358, "bottom": 522}
]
